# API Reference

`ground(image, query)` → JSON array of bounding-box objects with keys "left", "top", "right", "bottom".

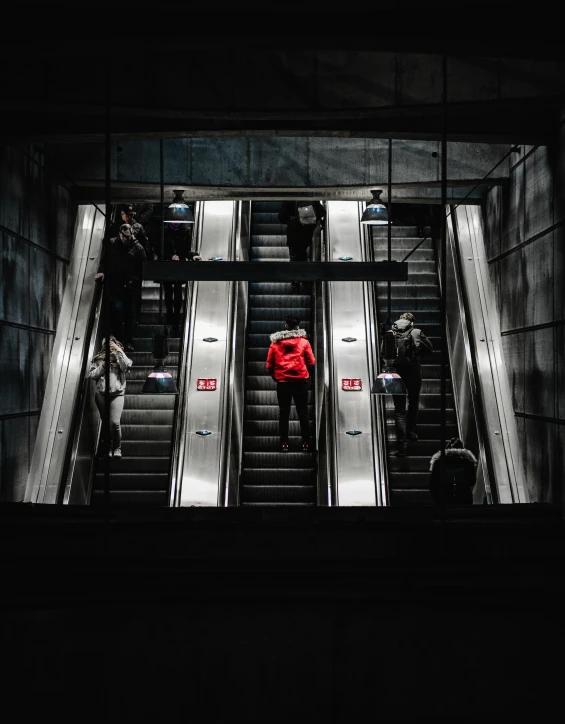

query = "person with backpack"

[
  {"left": 429, "top": 437, "right": 477, "bottom": 504},
  {"left": 266, "top": 315, "right": 315, "bottom": 453},
  {"left": 382, "top": 312, "right": 433, "bottom": 456},
  {"left": 278, "top": 200, "right": 325, "bottom": 292}
]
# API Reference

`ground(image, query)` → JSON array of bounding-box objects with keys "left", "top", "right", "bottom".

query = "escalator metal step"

[
  {"left": 252, "top": 235, "right": 287, "bottom": 246},
  {"left": 247, "top": 347, "right": 270, "bottom": 361},
  {"left": 389, "top": 489, "right": 435, "bottom": 506},
  {"left": 128, "top": 366, "right": 178, "bottom": 380},
  {"left": 121, "top": 424, "right": 173, "bottom": 440},
  {"left": 388, "top": 456, "right": 431, "bottom": 472},
  {"left": 242, "top": 468, "right": 314, "bottom": 485},
  {"left": 121, "top": 409, "right": 174, "bottom": 425},
  {"left": 250, "top": 282, "right": 297, "bottom": 294},
  {"left": 124, "top": 394, "right": 176, "bottom": 410},
  {"left": 386, "top": 423, "right": 457, "bottom": 439},
  {"left": 383, "top": 408, "right": 456, "bottom": 424},
  {"left": 245, "top": 376, "right": 277, "bottom": 391},
  {"left": 243, "top": 452, "right": 314, "bottom": 469},
  {"left": 246, "top": 390, "right": 312, "bottom": 405},
  {"left": 248, "top": 321, "right": 311, "bottom": 334},
  {"left": 251, "top": 247, "right": 289, "bottom": 259},
  {"left": 245, "top": 420, "right": 312, "bottom": 436},
  {"left": 93, "top": 473, "right": 169, "bottom": 490},
  {"left": 94, "top": 456, "right": 169, "bottom": 473},
  {"left": 243, "top": 435, "right": 303, "bottom": 451},
  {"left": 372, "top": 225, "right": 420, "bottom": 237},
  {"left": 250, "top": 223, "right": 287, "bottom": 235},
  {"left": 130, "top": 338, "right": 181, "bottom": 352},
  {"left": 120, "top": 440, "right": 172, "bottom": 456},
  {"left": 245, "top": 405, "right": 313, "bottom": 420},
  {"left": 90, "top": 490, "right": 168, "bottom": 506},
  {"left": 250, "top": 308, "right": 311, "bottom": 322},
  {"left": 240, "top": 485, "right": 316, "bottom": 503},
  {"left": 250, "top": 295, "right": 310, "bottom": 307}
]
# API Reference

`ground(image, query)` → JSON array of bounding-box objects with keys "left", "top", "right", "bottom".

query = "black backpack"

[{"left": 392, "top": 328, "right": 417, "bottom": 365}]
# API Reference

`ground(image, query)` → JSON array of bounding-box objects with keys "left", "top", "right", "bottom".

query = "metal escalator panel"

[
  {"left": 450, "top": 206, "right": 528, "bottom": 503},
  {"left": 173, "top": 200, "right": 238, "bottom": 506},
  {"left": 26, "top": 205, "right": 106, "bottom": 505},
  {"left": 325, "top": 201, "right": 378, "bottom": 506}
]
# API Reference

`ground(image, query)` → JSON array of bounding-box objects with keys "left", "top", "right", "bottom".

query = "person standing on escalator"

[
  {"left": 383, "top": 312, "right": 433, "bottom": 456},
  {"left": 266, "top": 315, "right": 315, "bottom": 453},
  {"left": 161, "top": 221, "right": 202, "bottom": 334},
  {"left": 278, "top": 200, "right": 325, "bottom": 292}
]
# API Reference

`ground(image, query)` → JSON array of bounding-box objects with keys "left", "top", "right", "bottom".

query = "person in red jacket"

[{"left": 266, "top": 315, "right": 315, "bottom": 453}]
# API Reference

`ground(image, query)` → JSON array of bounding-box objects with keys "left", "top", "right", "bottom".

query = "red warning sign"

[
  {"left": 197, "top": 378, "right": 217, "bottom": 391},
  {"left": 342, "top": 378, "right": 362, "bottom": 391}
]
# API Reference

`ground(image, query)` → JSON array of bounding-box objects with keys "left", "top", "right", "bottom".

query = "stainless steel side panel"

[
  {"left": 326, "top": 201, "right": 378, "bottom": 506},
  {"left": 452, "top": 205, "right": 528, "bottom": 503},
  {"left": 25, "top": 205, "right": 106, "bottom": 504},
  {"left": 174, "top": 200, "right": 236, "bottom": 506}
]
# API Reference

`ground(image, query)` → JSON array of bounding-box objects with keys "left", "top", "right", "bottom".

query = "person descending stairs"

[
  {"left": 240, "top": 201, "right": 316, "bottom": 506},
  {"left": 373, "top": 225, "right": 457, "bottom": 505},
  {"left": 91, "top": 281, "right": 179, "bottom": 505}
]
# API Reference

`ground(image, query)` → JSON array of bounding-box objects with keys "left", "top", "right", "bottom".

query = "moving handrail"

[{"left": 26, "top": 204, "right": 106, "bottom": 505}]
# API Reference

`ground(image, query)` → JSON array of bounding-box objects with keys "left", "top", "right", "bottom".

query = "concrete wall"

[
  {"left": 483, "top": 137, "right": 565, "bottom": 504},
  {"left": 50, "top": 137, "right": 510, "bottom": 194},
  {"left": 0, "top": 145, "right": 76, "bottom": 501}
]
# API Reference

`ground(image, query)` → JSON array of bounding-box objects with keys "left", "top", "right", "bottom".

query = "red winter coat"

[{"left": 266, "top": 329, "right": 315, "bottom": 382}]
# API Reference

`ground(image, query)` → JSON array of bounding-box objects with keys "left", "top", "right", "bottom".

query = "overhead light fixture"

[
  {"left": 163, "top": 189, "right": 194, "bottom": 225},
  {"left": 142, "top": 331, "right": 178, "bottom": 393},
  {"left": 360, "top": 189, "right": 389, "bottom": 225}
]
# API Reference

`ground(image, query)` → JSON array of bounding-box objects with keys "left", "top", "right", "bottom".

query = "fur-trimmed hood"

[
  {"left": 270, "top": 328, "right": 307, "bottom": 344},
  {"left": 429, "top": 447, "right": 477, "bottom": 471}
]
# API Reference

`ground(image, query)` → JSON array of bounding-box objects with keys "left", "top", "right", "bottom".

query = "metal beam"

[{"left": 144, "top": 261, "right": 408, "bottom": 283}]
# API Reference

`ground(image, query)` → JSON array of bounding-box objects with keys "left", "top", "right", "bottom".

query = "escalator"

[
  {"left": 373, "top": 225, "right": 457, "bottom": 505},
  {"left": 90, "top": 282, "right": 179, "bottom": 506},
  {"left": 239, "top": 201, "right": 316, "bottom": 506}
]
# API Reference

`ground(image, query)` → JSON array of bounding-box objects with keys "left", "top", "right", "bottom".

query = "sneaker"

[
  {"left": 301, "top": 441, "right": 310, "bottom": 453},
  {"left": 392, "top": 448, "right": 407, "bottom": 457},
  {"left": 107, "top": 450, "right": 113, "bottom": 457},
  {"left": 113, "top": 448, "right": 122, "bottom": 458},
  {"left": 280, "top": 441, "right": 289, "bottom": 453},
  {"left": 407, "top": 431, "right": 419, "bottom": 441}
]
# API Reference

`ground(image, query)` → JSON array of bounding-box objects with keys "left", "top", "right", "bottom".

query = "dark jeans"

[
  {"left": 288, "top": 244, "right": 310, "bottom": 263},
  {"left": 133, "top": 281, "right": 143, "bottom": 322},
  {"left": 392, "top": 365, "right": 422, "bottom": 447},
  {"left": 163, "top": 281, "right": 185, "bottom": 323},
  {"left": 276, "top": 380, "right": 310, "bottom": 442},
  {"left": 110, "top": 287, "right": 136, "bottom": 345}
]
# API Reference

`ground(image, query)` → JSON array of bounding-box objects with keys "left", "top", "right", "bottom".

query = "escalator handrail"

[{"left": 168, "top": 202, "right": 202, "bottom": 507}]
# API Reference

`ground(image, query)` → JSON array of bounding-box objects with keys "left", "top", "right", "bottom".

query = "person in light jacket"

[
  {"left": 89, "top": 336, "right": 132, "bottom": 457},
  {"left": 266, "top": 315, "right": 315, "bottom": 453}
]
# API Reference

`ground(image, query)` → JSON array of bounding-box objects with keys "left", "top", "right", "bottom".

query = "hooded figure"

[
  {"left": 429, "top": 438, "right": 477, "bottom": 504},
  {"left": 266, "top": 316, "right": 315, "bottom": 452},
  {"left": 381, "top": 312, "right": 433, "bottom": 456}
]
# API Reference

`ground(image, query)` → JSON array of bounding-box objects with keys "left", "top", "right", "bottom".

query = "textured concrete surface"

[
  {"left": 484, "top": 139, "right": 564, "bottom": 505},
  {"left": 0, "top": 145, "right": 76, "bottom": 502}
]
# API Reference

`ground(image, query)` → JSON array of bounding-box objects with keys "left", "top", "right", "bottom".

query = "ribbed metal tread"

[
  {"left": 94, "top": 456, "right": 169, "bottom": 472},
  {"left": 389, "top": 489, "right": 435, "bottom": 506},
  {"left": 120, "top": 440, "right": 172, "bottom": 456},
  {"left": 240, "top": 485, "right": 316, "bottom": 503},
  {"left": 245, "top": 420, "right": 313, "bottom": 436},
  {"left": 124, "top": 394, "right": 176, "bottom": 410},
  {"left": 90, "top": 491, "right": 168, "bottom": 506},
  {"left": 121, "top": 409, "right": 174, "bottom": 425},
  {"left": 244, "top": 452, "right": 314, "bottom": 468},
  {"left": 93, "top": 473, "right": 169, "bottom": 490},
  {"left": 243, "top": 435, "right": 304, "bottom": 451},
  {"left": 384, "top": 408, "right": 456, "bottom": 424},
  {"left": 245, "top": 405, "right": 313, "bottom": 420},
  {"left": 250, "top": 307, "right": 311, "bottom": 321}
]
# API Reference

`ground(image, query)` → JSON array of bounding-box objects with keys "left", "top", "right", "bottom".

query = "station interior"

[{"left": 2, "top": 21, "right": 565, "bottom": 720}]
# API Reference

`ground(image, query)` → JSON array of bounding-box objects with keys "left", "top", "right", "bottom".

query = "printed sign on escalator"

[
  {"left": 197, "top": 378, "right": 217, "bottom": 391},
  {"left": 342, "top": 378, "right": 362, "bottom": 391}
]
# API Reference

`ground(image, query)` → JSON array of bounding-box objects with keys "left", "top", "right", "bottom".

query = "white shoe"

[{"left": 113, "top": 448, "right": 122, "bottom": 458}]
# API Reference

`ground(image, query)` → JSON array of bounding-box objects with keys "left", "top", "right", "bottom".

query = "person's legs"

[
  {"left": 288, "top": 244, "right": 309, "bottom": 291},
  {"left": 110, "top": 292, "right": 126, "bottom": 342},
  {"left": 405, "top": 366, "right": 422, "bottom": 435},
  {"left": 276, "top": 382, "right": 292, "bottom": 443},
  {"left": 291, "top": 381, "right": 310, "bottom": 443},
  {"left": 163, "top": 282, "right": 174, "bottom": 322},
  {"left": 109, "top": 393, "right": 125, "bottom": 452},
  {"left": 133, "top": 281, "right": 143, "bottom": 324},
  {"left": 392, "top": 393, "right": 407, "bottom": 450},
  {"left": 95, "top": 391, "right": 110, "bottom": 454},
  {"left": 172, "top": 282, "right": 184, "bottom": 326},
  {"left": 123, "top": 289, "right": 136, "bottom": 345}
]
